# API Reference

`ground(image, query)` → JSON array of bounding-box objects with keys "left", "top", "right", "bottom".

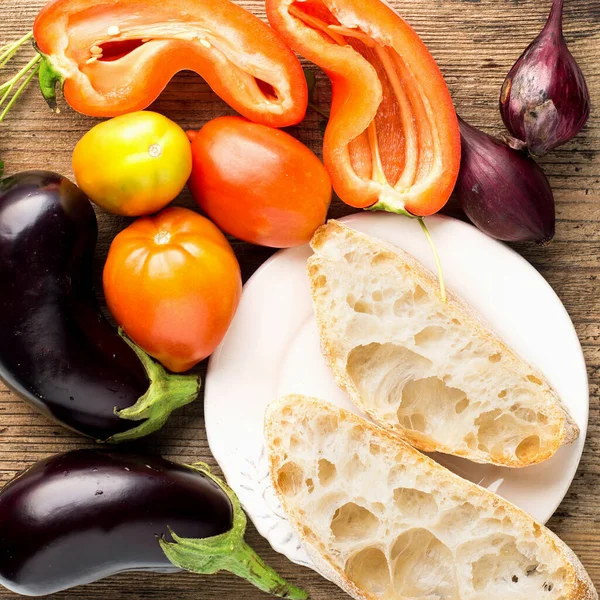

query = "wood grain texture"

[{"left": 1, "top": 0, "right": 599, "bottom": 598}]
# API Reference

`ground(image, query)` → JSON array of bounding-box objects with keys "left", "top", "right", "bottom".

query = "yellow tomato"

[{"left": 72, "top": 111, "right": 192, "bottom": 216}]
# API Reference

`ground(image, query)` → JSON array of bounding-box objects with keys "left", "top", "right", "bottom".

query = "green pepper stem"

[
  {"left": 418, "top": 217, "right": 447, "bottom": 303},
  {"left": 160, "top": 463, "right": 308, "bottom": 599},
  {"left": 103, "top": 329, "right": 201, "bottom": 444}
]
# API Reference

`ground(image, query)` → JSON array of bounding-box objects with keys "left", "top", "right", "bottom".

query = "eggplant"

[
  {"left": 0, "top": 171, "right": 200, "bottom": 442},
  {"left": 0, "top": 449, "right": 306, "bottom": 598}
]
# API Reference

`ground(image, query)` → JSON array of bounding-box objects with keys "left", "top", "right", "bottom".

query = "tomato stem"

[{"left": 418, "top": 217, "right": 446, "bottom": 303}]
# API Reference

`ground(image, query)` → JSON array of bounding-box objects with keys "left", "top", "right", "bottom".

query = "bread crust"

[
  {"left": 265, "top": 395, "right": 596, "bottom": 600},
  {"left": 307, "top": 220, "right": 579, "bottom": 467}
]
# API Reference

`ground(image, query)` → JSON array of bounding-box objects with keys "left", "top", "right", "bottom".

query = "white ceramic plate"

[{"left": 205, "top": 212, "right": 588, "bottom": 572}]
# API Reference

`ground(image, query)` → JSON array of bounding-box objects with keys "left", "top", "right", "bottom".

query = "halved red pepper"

[
  {"left": 33, "top": 0, "right": 308, "bottom": 127},
  {"left": 266, "top": 0, "right": 461, "bottom": 215}
]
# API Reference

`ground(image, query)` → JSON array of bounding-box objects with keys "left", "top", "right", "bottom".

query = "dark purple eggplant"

[
  {"left": 0, "top": 171, "right": 200, "bottom": 442},
  {"left": 0, "top": 450, "right": 306, "bottom": 598}
]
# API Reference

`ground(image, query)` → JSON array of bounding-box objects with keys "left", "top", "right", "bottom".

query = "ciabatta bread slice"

[
  {"left": 266, "top": 396, "right": 595, "bottom": 600},
  {"left": 307, "top": 220, "right": 578, "bottom": 467}
]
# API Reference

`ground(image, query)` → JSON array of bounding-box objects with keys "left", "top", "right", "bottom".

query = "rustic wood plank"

[{"left": 1, "top": 0, "right": 599, "bottom": 598}]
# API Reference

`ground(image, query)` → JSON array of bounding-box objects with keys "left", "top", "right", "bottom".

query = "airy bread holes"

[
  {"left": 392, "top": 291, "right": 414, "bottom": 316},
  {"left": 314, "top": 414, "right": 339, "bottom": 436},
  {"left": 391, "top": 528, "right": 459, "bottom": 599},
  {"left": 318, "top": 458, "right": 337, "bottom": 486},
  {"left": 514, "top": 406, "right": 539, "bottom": 423},
  {"left": 464, "top": 432, "right": 477, "bottom": 449},
  {"left": 371, "top": 252, "right": 393, "bottom": 267},
  {"left": 476, "top": 409, "right": 515, "bottom": 447},
  {"left": 344, "top": 453, "right": 366, "bottom": 476},
  {"left": 369, "top": 441, "right": 383, "bottom": 455},
  {"left": 289, "top": 434, "right": 304, "bottom": 452},
  {"left": 489, "top": 352, "right": 502, "bottom": 363},
  {"left": 516, "top": 435, "right": 541, "bottom": 461},
  {"left": 346, "top": 343, "right": 432, "bottom": 410},
  {"left": 313, "top": 274, "right": 327, "bottom": 288},
  {"left": 399, "top": 413, "right": 426, "bottom": 432},
  {"left": 277, "top": 461, "right": 304, "bottom": 497},
  {"left": 527, "top": 374, "right": 544, "bottom": 385},
  {"left": 331, "top": 502, "right": 380, "bottom": 541},
  {"left": 345, "top": 546, "right": 391, "bottom": 596},
  {"left": 413, "top": 285, "right": 429, "bottom": 303},
  {"left": 461, "top": 534, "right": 544, "bottom": 594},
  {"left": 399, "top": 377, "right": 467, "bottom": 430},
  {"left": 393, "top": 488, "right": 438, "bottom": 520},
  {"left": 353, "top": 300, "right": 373, "bottom": 314},
  {"left": 414, "top": 325, "right": 446, "bottom": 348},
  {"left": 387, "top": 464, "right": 407, "bottom": 487},
  {"left": 344, "top": 250, "right": 358, "bottom": 263},
  {"left": 455, "top": 396, "right": 470, "bottom": 414},
  {"left": 439, "top": 502, "right": 479, "bottom": 535}
]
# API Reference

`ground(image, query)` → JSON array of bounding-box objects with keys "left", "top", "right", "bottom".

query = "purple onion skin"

[
  {"left": 455, "top": 117, "right": 555, "bottom": 244},
  {"left": 500, "top": 0, "right": 590, "bottom": 156}
]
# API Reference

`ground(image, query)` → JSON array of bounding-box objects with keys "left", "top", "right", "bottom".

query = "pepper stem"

[
  {"left": 37, "top": 53, "right": 63, "bottom": 112},
  {"left": 418, "top": 217, "right": 447, "bottom": 303},
  {"left": 104, "top": 329, "right": 201, "bottom": 443},
  {"left": 160, "top": 463, "right": 308, "bottom": 599}
]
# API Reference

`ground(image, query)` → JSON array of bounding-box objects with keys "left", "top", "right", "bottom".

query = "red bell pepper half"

[
  {"left": 32, "top": 0, "right": 308, "bottom": 127},
  {"left": 266, "top": 0, "right": 461, "bottom": 215}
]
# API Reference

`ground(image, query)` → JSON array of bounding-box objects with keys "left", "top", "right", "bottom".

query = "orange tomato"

[
  {"left": 187, "top": 116, "right": 332, "bottom": 248},
  {"left": 103, "top": 207, "right": 241, "bottom": 373}
]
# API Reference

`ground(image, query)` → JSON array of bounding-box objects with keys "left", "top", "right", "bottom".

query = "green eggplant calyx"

[
  {"left": 37, "top": 52, "right": 64, "bottom": 113},
  {"left": 160, "top": 463, "right": 308, "bottom": 600},
  {"left": 103, "top": 329, "right": 201, "bottom": 444}
]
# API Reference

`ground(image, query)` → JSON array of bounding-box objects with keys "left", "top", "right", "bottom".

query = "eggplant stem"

[
  {"left": 159, "top": 463, "right": 308, "bottom": 599},
  {"left": 103, "top": 329, "right": 201, "bottom": 444},
  {"left": 418, "top": 217, "right": 446, "bottom": 303}
]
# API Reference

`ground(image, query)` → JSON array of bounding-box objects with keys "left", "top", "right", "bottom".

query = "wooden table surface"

[{"left": 1, "top": 0, "right": 599, "bottom": 598}]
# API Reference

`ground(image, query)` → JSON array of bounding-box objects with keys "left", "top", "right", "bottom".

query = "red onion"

[
  {"left": 454, "top": 117, "right": 555, "bottom": 244},
  {"left": 499, "top": 0, "right": 590, "bottom": 156}
]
